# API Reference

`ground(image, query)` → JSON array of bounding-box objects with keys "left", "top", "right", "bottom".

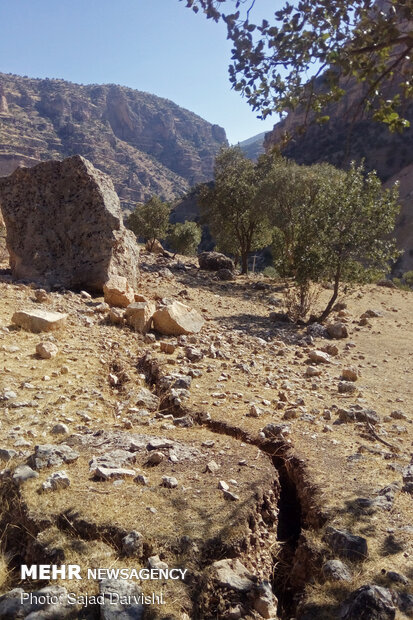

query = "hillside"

[
  {"left": 0, "top": 250, "right": 412, "bottom": 619},
  {"left": 264, "top": 77, "right": 413, "bottom": 274},
  {"left": 238, "top": 131, "right": 266, "bottom": 161},
  {"left": 0, "top": 73, "right": 227, "bottom": 209}
]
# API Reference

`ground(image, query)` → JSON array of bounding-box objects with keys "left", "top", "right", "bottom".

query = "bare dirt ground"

[{"left": 0, "top": 249, "right": 412, "bottom": 619}]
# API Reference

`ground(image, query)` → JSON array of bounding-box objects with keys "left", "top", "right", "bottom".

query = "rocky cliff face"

[
  {"left": 0, "top": 73, "right": 227, "bottom": 210},
  {"left": 265, "top": 80, "right": 413, "bottom": 274}
]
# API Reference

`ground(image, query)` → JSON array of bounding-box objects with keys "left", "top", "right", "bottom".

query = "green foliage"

[
  {"left": 262, "top": 266, "right": 279, "bottom": 279},
  {"left": 258, "top": 154, "right": 401, "bottom": 320},
  {"left": 127, "top": 196, "right": 170, "bottom": 250},
  {"left": 199, "top": 146, "right": 273, "bottom": 274},
  {"left": 166, "top": 221, "right": 202, "bottom": 256},
  {"left": 183, "top": 0, "right": 413, "bottom": 130},
  {"left": 402, "top": 270, "right": 413, "bottom": 287}
]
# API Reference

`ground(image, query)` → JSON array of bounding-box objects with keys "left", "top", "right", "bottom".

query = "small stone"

[
  {"left": 41, "top": 470, "right": 70, "bottom": 493},
  {"left": 327, "top": 322, "right": 348, "bottom": 339},
  {"left": 122, "top": 531, "right": 143, "bottom": 557},
  {"left": 51, "top": 423, "right": 69, "bottom": 435},
  {"left": 94, "top": 466, "right": 136, "bottom": 480},
  {"left": 0, "top": 448, "right": 17, "bottom": 461},
  {"left": 306, "top": 365, "right": 322, "bottom": 377},
  {"left": 147, "top": 555, "right": 168, "bottom": 570},
  {"left": 161, "top": 476, "right": 178, "bottom": 488},
  {"left": 34, "top": 289, "right": 49, "bottom": 303},
  {"left": 223, "top": 490, "right": 240, "bottom": 501},
  {"left": 386, "top": 571, "right": 408, "bottom": 585},
  {"left": 218, "top": 480, "right": 229, "bottom": 491},
  {"left": 13, "top": 465, "right": 39, "bottom": 484},
  {"left": 160, "top": 341, "right": 176, "bottom": 354},
  {"left": 308, "top": 350, "right": 331, "bottom": 364},
  {"left": 134, "top": 474, "right": 149, "bottom": 486},
  {"left": 248, "top": 403, "right": 262, "bottom": 417},
  {"left": 108, "top": 307, "right": 125, "bottom": 324},
  {"left": 205, "top": 460, "right": 220, "bottom": 473},
  {"left": 253, "top": 581, "right": 278, "bottom": 619},
  {"left": 323, "top": 526, "right": 368, "bottom": 560},
  {"left": 338, "top": 381, "right": 357, "bottom": 394},
  {"left": 322, "top": 559, "right": 352, "bottom": 582},
  {"left": 147, "top": 451, "right": 164, "bottom": 465},
  {"left": 342, "top": 367, "right": 358, "bottom": 382}
]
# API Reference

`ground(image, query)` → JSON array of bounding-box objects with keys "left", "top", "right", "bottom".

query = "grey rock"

[
  {"left": 41, "top": 471, "right": 70, "bottom": 493},
  {"left": 324, "top": 527, "right": 368, "bottom": 560},
  {"left": 262, "top": 423, "right": 291, "bottom": 438},
  {"left": 386, "top": 571, "right": 408, "bottom": 585},
  {"left": 322, "top": 559, "right": 352, "bottom": 581},
  {"left": 0, "top": 585, "right": 70, "bottom": 619},
  {"left": 99, "top": 579, "right": 144, "bottom": 620},
  {"left": 355, "top": 409, "right": 381, "bottom": 425},
  {"left": 338, "top": 409, "right": 356, "bottom": 423},
  {"left": 327, "top": 322, "right": 348, "bottom": 339},
  {"left": 0, "top": 155, "right": 139, "bottom": 291},
  {"left": 94, "top": 466, "right": 136, "bottom": 480},
  {"left": 89, "top": 450, "right": 136, "bottom": 472},
  {"left": 134, "top": 474, "right": 149, "bottom": 486},
  {"left": 135, "top": 388, "right": 159, "bottom": 412},
  {"left": 402, "top": 462, "right": 413, "bottom": 494},
  {"left": 198, "top": 251, "right": 234, "bottom": 272},
  {"left": 146, "top": 439, "right": 173, "bottom": 451},
  {"left": 185, "top": 346, "right": 203, "bottom": 362},
  {"left": 339, "top": 585, "right": 396, "bottom": 619},
  {"left": 338, "top": 381, "right": 357, "bottom": 394},
  {"left": 216, "top": 268, "right": 235, "bottom": 281},
  {"left": 29, "top": 444, "right": 79, "bottom": 470},
  {"left": 211, "top": 558, "right": 254, "bottom": 592},
  {"left": 307, "top": 323, "right": 328, "bottom": 338},
  {"left": 223, "top": 490, "right": 240, "bottom": 501},
  {"left": 161, "top": 476, "right": 178, "bottom": 488},
  {"left": 13, "top": 465, "right": 39, "bottom": 484},
  {"left": 51, "top": 423, "right": 69, "bottom": 435},
  {"left": 253, "top": 581, "right": 278, "bottom": 619},
  {"left": 122, "top": 531, "right": 143, "bottom": 557},
  {"left": 147, "top": 451, "right": 164, "bottom": 465},
  {"left": 0, "top": 448, "right": 17, "bottom": 461}
]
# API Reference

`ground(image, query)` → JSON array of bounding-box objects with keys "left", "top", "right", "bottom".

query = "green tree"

[
  {"left": 259, "top": 155, "right": 401, "bottom": 320},
  {"left": 166, "top": 221, "right": 202, "bottom": 256},
  {"left": 183, "top": 0, "right": 413, "bottom": 131},
  {"left": 127, "top": 196, "right": 170, "bottom": 250},
  {"left": 199, "top": 146, "right": 272, "bottom": 274}
]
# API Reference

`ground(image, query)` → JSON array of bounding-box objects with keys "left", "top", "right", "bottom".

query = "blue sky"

[{"left": 0, "top": 0, "right": 278, "bottom": 143}]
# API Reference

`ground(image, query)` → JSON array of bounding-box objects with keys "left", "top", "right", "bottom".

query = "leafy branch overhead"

[{"left": 183, "top": 0, "right": 413, "bottom": 131}]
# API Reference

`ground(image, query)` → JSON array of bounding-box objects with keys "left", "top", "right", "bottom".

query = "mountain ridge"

[{"left": 0, "top": 72, "right": 228, "bottom": 210}]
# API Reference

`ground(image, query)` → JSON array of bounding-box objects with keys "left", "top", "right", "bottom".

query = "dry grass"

[{"left": 0, "top": 251, "right": 412, "bottom": 617}]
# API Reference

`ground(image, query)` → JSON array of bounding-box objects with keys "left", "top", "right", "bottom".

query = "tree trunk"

[
  {"left": 317, "top": 264, "right": 341, "bottom": 323},
  {"left": 241, "top": 252, "right": 248, "bottom": 275}
]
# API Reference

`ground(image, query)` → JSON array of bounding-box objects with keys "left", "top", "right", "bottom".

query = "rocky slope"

[
  {"left": 0, "top": 73, "right": 227, "bottom": 209},
  {"left": 264, "top": 78, "right": 413, "bottom": 274},
  {"left": 0, "top": 252, "right": 412, "bottom": 619},
  {"left": 238, "top": 131, "right": 266, "bottom": 161}
]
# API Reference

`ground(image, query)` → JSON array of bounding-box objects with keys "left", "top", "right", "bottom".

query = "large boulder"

[
  {"left": 152, "top": 301, "right": 204, "bottom": 335},
  {"left": 198, "top": 251, "right": 235, "bottom": 272},
  {"left": 0, "top": 155, "right": 139, "bottom": 291}
]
